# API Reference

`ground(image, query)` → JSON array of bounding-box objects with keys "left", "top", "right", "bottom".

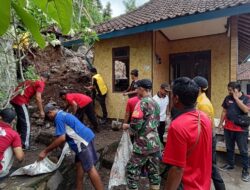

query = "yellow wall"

[
  {"left": 93, "top": 32, "right": 153, "bottom": 119},
  {"left": 169, "top": 34, "right": 230, "bottom": 116},
  {"left": 153, "top": 31, "right": 170, "bottom": 94},
  {"left": 94, "top": 32, "right": 231, "bottom": 118}
]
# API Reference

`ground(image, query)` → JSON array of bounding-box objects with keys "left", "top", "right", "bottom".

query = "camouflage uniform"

[{"left": 126, "top": 96, "right": 162, "bottom": 190}]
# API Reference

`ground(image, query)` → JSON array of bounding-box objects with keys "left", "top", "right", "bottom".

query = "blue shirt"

[{"left": 54, "top": 111, "right": 95, "bottom": 153}]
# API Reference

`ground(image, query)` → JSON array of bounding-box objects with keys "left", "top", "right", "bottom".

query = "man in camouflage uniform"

[{"left": 123, "top": 79, "right": 161, "bottom": 190}]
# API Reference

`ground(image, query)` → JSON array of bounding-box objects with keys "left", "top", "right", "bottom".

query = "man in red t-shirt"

[
  {"left": 59, "top": 91, "right": 99, "bottom": 132},
  {"left": 218, "top": 82, "right": 250, "bottom": 182},
  {"left": 0, "top": 108, "right": 24, "bottom": 177},
  {"left": 163, "top": 77, "right": 212, "bottom": 190},
  {"left": 11, "top": 72, "right": 49, "bottom": 149},
  {"left": 124, "top": 96, "right": 140, "bottom": 124}
]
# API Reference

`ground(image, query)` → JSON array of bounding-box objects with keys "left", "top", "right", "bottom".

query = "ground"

[
  {"left": 1, "top": 45, "right": 249, "bottom": 189},
  {"left": 1, "top": 122, "right": 250, "bottom": 189}
]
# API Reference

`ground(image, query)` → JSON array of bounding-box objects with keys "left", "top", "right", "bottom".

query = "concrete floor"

[{"left": 213, "top": 152, "right": 250, "bottom": 190}]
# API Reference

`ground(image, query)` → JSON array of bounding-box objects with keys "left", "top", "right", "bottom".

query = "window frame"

[{"left": 112, "top": 46, "right": 130, "bottom": 93}]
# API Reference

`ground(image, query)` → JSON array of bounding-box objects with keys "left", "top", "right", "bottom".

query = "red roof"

[{"left": 95, "top": 0, "right": 250, "bottom": 35}]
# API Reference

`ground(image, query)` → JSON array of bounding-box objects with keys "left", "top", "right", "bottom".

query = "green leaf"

[
  {"left": 12, "top": 2, "right": 46, "bottom": 48},
  {"left": 18, "top": 0, "right": 27, "bottom": 7},
  {"left": 0, "top": 0, "right": 11, "bottom": 36},
  {"left": 33, "top": 0, "right": 72, "bottom": 34},
  {"left": 51, "top": 0, "right": 73, "bottom": 34}
]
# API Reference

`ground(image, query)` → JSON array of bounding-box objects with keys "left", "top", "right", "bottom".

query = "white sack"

[
  {"left": 108, "top": 131, "right": 133, "bottom": 190},
  {"left": 11, "top": 143, "right": 69, "bottom": 176}
]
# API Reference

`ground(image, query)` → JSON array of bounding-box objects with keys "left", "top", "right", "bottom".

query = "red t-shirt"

[
  {"left": 0, "top": 121, "right": 22, "bottom": 171},
  {"left": 11, "top": 80, "right": 45, "bottom": 105},
  {"left": 163, "top": 110, "right": 212, "bottom": 190},
  {"left": 66, "top": 93, "right": 92, "bottom": 108},
  {"left": 126, "top": 96, "right": 140, "bottom": 113}
]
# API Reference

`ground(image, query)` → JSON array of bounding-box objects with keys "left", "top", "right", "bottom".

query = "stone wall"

[{"left": 0, "top": 37, "right": 17, "bottom": 109}]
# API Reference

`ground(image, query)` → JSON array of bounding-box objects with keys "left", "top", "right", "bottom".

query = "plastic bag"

[
  {"left": 0, "top": 147, "right": 14, "bottom": 177},
  {"left": 108, "top": 131, "right": 133, "bottom": 190},
  {"left": 11, "top": 143, "right": 70, "bottom": 176}
]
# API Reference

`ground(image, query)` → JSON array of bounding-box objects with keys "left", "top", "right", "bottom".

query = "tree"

[
  {"left": 123, "top": 0, "right": 136, "bottom": 13},
  {"left": 0, "top": 0, "right": 74, "bottom": 48},
  {"left": 103, "top": 2, "right": 112, "bottom": 21}
]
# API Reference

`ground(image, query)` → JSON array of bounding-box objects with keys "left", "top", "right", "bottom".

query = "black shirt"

[
  {"left": 127, "top": 80, "right": 138, "bottom": 98},
  {"left": 222, "top": 94, "right": 250, "bottom": 123}
]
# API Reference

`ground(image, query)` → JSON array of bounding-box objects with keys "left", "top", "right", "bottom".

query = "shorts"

[{"left": 75, "top": 140, "right": 98, "bottom": 172}]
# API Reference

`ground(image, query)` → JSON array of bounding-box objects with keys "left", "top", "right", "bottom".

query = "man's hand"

[
  {"left": 122, "top": 123, "right": 130, "bottom": 130},
  {"left": 123, "top": 92, "right": 128, "bottom": 96},
  {"left": 218, "top": 123, "right": 224, "bottom": 131},
  {"left": 38, "top": 149, "right": 48, "bottom": 161},
  {"left": 84, "top": 85, "right": 93, "bottom": 91},
  {"left": 40, "top": 111, "right": 45, "bottom": 119},
  {"left": 233, "top": 89, "right": 241, "bottom": 100}
]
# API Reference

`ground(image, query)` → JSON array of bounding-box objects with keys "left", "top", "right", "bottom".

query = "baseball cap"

[
  {"left": 193, "top": 76, "right": 208, "bottom": 90},
  {"left": 137, "top": 79, "right": 152, "bottom": 89},
  {"left": 0, "top": 108, "right": 16, "bottom": 124},
  {"left": 44, "top": 103, "right": 57, "bottom": 114},
  {"left": 160, "top": 82, "right": 171, "bottom": 92}
]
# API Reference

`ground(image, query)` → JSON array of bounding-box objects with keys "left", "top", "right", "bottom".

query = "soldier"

[{"left": 123, "top": 79, "right": 161, "bottom": 190}]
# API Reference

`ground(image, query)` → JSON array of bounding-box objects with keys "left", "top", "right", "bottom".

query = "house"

[
  {"left": 93, "top": 0, "right": 250, "bottom": 118},
  {"left": 238, "top": 61, "right": 250, "bottom": 94}
]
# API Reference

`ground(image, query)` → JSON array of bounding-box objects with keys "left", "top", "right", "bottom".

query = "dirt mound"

[{"left": 25, "top": 45, "right": 93, "bottom": 106}]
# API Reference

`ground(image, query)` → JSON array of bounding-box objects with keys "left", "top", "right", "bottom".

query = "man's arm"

[
  {"left": 164, "top": 166, "right": 184, "bottom": 190},
  {"left": 70, "top": 101, "right": 78, "bottom": 114},
  {"left": 38, "top": 135, "right": 66, "bottom": 160},
  {"left": 124, "top": 111, "right": 130, "bottom": 124},
  {"left": 35, "top": 92, "right": 45, "bottom": 118},
  {"left": 13, "top": 147, "right": 24, "bottom": 161},
  {"left": 218, "top": 109, "right": 227, "bottom": 129},
  {"left": 234, "top": 97, "right": 250, "bottom": 113},
  {"left": 123, "top": 90, "right": 137, "bottom": 96}
]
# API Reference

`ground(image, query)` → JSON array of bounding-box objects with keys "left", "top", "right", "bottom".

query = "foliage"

[
  {"left": 103, "top": 2, "right": 112, "bottom": 21},
  {"left": 73, "top": 0, "right": 103, "bottom": 31},
  {"left": 123, "top": 0, "right": 137, "bottom": 13},
  {"left": 24, "top": 65, "right": 39, "bottom": 80},
  {"left": 0, "top": 0, "right": 73, "bottom": 48}
]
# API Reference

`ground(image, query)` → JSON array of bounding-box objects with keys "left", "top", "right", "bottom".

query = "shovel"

[{"left": 111, "top": 97, "right": 124, "bottom": 131}]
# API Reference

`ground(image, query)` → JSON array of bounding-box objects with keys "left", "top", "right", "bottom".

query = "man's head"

[
  {"left": 227, "top": 81, "right": 241, "bottom": 96},
  {"left": 172, "top": 77, "right": 199, "bottom": 109},
  {"left": 130, "top": 69, "right": 139, "bottom": 80},
  {"left": 59, "top": 90, "right": 67, "bottom": 100},
  {"left": 90, "top": 67, "right": 97, "bottom": 74},
  {"left": 40, "top": 71, "right": 50, "bottom": 82},
  {"left": 44, "top": 103, "right": 58, "bottom": 121},
  {"left": 193, "top": 76, "right": 208, "bottom": 93},
  {"left": 159, "top": 82, "right": 171, "bottom": 97},
  {"left": 136, "top": 79, "right": 152, "bottom": 97},
  {"left": 0, "top": 108, "right": 16, "bottom": 124}
]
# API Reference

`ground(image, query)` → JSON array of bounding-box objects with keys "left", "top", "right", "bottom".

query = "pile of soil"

[{"left": 25, "top": 45, "right": 93, "bottom": 106}]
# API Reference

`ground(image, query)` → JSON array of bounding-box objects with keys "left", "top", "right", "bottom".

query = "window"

[{"left": 112, "top": 47, "right": 130, "bottom": 92}]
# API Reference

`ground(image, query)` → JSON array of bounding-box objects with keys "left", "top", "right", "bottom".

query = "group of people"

[
  {"left": 0, "top": 65, "right": 250, "bottom": 190},
  {"left": 121, "top": 70, "right": 250, "bottom": 190}
]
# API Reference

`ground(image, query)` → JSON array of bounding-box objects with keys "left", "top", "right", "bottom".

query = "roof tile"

[{"left": 95, "top": 0, "right": 250, "bottom": 34}]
